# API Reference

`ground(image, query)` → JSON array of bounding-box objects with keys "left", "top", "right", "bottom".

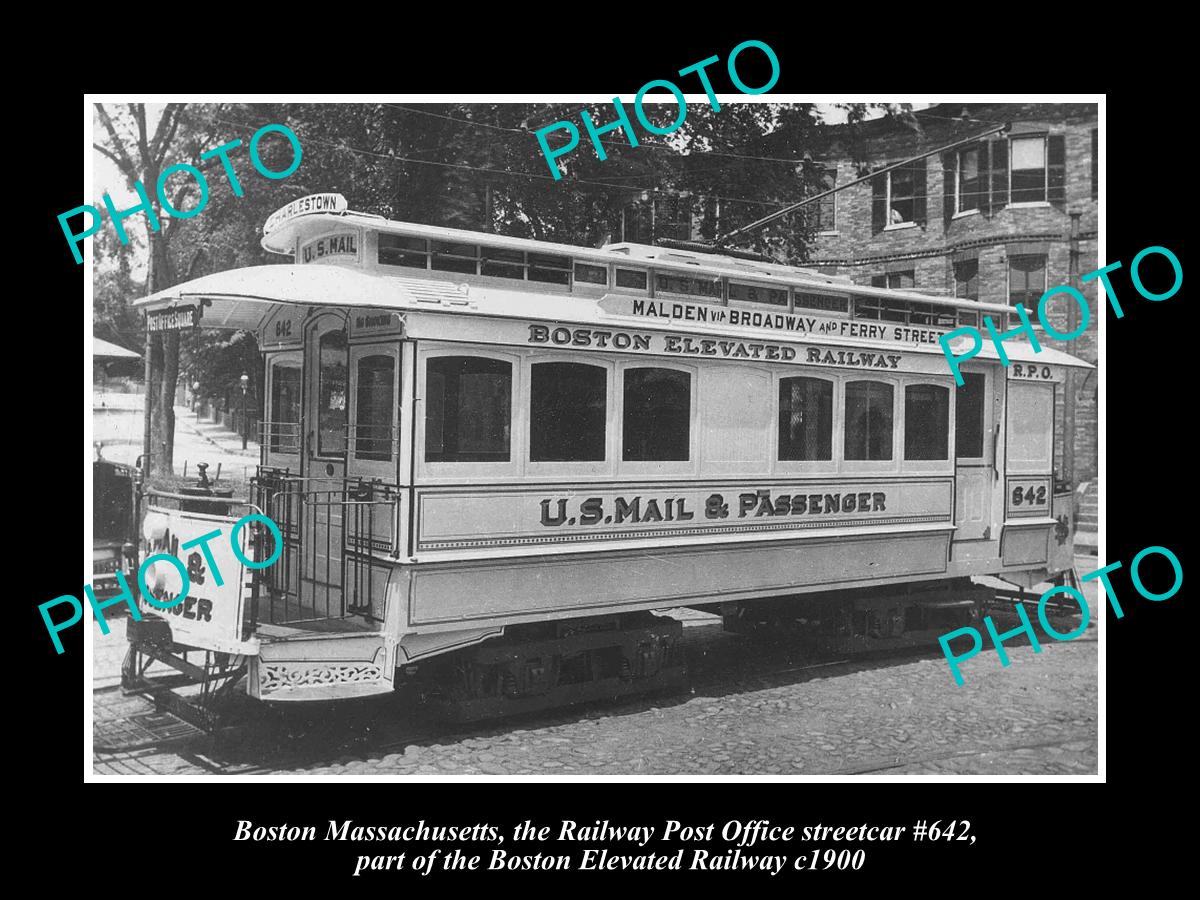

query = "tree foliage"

[
  {"left": 97, "top": 101, "right": 903, "bottom": 475},
  {"left": 162, "top": 101, "right": 901, "bottom": 270}
]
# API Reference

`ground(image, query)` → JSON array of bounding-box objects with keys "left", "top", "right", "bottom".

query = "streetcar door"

[
  {"left": 953, "top": 364, "right": 1000, "bottom": 543},
  {"left": 300, "top": 313, "right": 349, "bottom": 617}
]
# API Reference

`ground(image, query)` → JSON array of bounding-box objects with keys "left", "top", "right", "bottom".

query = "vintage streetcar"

[{"left": 125, "top": 192, "right": 1089, "bottom": 723}]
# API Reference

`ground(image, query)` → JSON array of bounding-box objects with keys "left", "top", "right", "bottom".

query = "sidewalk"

[{"left": 174, "top": 406, "right": 259, "bottom": 458}]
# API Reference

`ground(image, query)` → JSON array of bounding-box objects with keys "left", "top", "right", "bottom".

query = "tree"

[
  {"left": 92, "top": 224, "right": 143, "bottom": 349},
  {"left": 92, "top": 102, "right": 232, "bottom": 478},
  {"left": 138, "top": 101, "right": 905, "bottom": 472}
]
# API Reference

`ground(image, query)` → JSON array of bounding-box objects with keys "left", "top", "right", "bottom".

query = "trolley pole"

[{"left": 714, "top": 122, "right": 1011, "bottom": 248}]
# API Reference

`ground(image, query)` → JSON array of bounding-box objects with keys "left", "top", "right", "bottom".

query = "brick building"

[
  {"left": 623, "top": 103, "right": 1099, "bottom": 511},
  {"left": 805, "top": 103, "right": 1099, "bottom": 498}
]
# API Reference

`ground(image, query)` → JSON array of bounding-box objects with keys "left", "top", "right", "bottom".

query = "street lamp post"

[
  {"left": 192, "top": 380, "right": 200, "bottom": 419},
  {"left": 239, "top": 372, "right": 249, "bottom": 450}
]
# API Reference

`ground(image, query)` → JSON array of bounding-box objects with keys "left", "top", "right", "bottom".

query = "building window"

[
  {"left": 954, "top": 259, "right": 979, "bottom": 301},
  {"left": 317, "top": 330, "right": 348, "bottom": 456},
  {"left": 425, "top": 357, "right": 511, "bottom": 462},
  {"left": 269, "top": 363, "right": 301, "bottom": 453},
  {"left": 904, "top": 384, "right": 949, "bottom": 460},
  {"left": 354, "top": 355, "right": 395, "bottom": 462},
  {"left": 529, "top": 362, "right": 607, "bottom": 462},
  {"left": 873, "top": 162, "right": 927, "bottom": 233},
  {"left": 778, "top": 377, "right": 833, "bottom": 461},
  {"left": 622, "top": 368, "right": 690, "bottom": 461},
  {"left": 956, "top": 147, "right": 984, "bottom": 213},
  {"left": 1008, "top": 255, "right": 1047, "bottom": 308},
  {"left": 1010, "top": 136, "right": 1048, "bottom": 203},
  {"left": 887, "top": 167, "right": 917, "bottom": 224},
  {"left": 844, "top": 380, "right": 894, "bottom": 461},
  {"left": 875, "top": 271, "right": 915, "bottom": 291},
  {"left": 955, "top": 372, "right": 986, "bottom": 459},
  {"left": 814, "top": 167, "right": 837, "bottom": 232}
]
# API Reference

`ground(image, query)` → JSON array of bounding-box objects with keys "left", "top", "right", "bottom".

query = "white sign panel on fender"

[{"left": 140, "top": 509, "right": 260, "bottom": 656}]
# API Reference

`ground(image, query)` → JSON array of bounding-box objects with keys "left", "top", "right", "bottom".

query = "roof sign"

[{"left": 263, "top": 193, "right": 347, "bottom": 237}]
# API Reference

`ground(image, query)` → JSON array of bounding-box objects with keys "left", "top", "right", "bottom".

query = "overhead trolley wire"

[{"left": 207, "top": 114, "right": 821, "bottom": 210}]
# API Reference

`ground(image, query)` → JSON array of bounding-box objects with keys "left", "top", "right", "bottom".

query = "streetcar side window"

[
  {"left": 425, "top": 357, "right": 512, "bottom": 462},
  {"left": 528, "top": 253, "right": 571, "bottom": 285},
  {"left": 574, "top": 263, "right": 608, "bottom": 286},
  {"left": 268, "top": 362, "right": 301, "bottom": 453},
  {"left": 779, "top": 376, "right": 833, "bottom": 461},
  {"left": 378, "top": 234, "right": 429, "bottom": 269},
  {"left": 729, "top": 281, "right": 787, "bottom": 307},
  {"left": 529, "top": 362, "right": 607, "bottom": 462},
  {"left": 615, "top": 268, "right": 648, "bottom": 291},
  {"left": 955, "top": 372, "right": 986, "bottom": 459},
  {"left": 431, "top": 241, "right": 479, "bottom": 275},
  {"left": 655, "top": 271, "right": 723, "bottom": 303},
  {"left": 701, "top": 365, "right": 772, "bottom": 472},
  {"left": 622, "top": 368, "right": 690, "bottom": 461},
  {"left": 354, "top": 355, "right": 395, "bottom": 462},
  {"left": 904, "top": 384, "right": 950, "bottom": 460},
  {"left": 794, "top": 292, "right": 849, "bottom": 314},
  {"left": 844, "top": 380, "right": 894, "bottom": 461},
  {"left": 317, "top": 330, "right": 348, "bottom": 456}
]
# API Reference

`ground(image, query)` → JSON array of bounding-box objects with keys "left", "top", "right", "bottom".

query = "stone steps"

[
  {"left": 1074, "top": 482, "right": 1098, "bottom": 554},
  {"left": 1077, "top": 483, "right": 1098, "bottom": 530}
]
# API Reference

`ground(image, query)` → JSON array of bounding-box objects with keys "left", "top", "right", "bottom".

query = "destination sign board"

[
  {"left": 300, "top": 231, "right": 359, "bottom": 264},
  {"left": 598, "top": 294, "right": 953, "bottom": 348},
  {"left": 263, "top": 193, "right": 347, "bottom": 237},
  {"left": 146, "top": 305, "right": 198, "bottom": 332}
]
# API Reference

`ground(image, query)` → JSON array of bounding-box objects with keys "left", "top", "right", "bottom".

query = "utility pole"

[{"left": 1064, "top": 211, "right": 1081, "bottom": 487}]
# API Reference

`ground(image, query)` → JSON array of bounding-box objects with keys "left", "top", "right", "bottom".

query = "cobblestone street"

[{"left": 92, "top": 558, "right": 1099, "bottom": 777}]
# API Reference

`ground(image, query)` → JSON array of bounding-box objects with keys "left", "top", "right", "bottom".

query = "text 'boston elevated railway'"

[{"left": 127, "top": 193, "right": 1089, "bottom": 720}]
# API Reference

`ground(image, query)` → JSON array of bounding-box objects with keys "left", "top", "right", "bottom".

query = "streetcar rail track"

[{"left": 827, "top": 731, "right": 1097, "bottom": 775}]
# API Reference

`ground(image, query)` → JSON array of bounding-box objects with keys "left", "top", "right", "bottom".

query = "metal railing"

[
  {"left": 259, "top": 421, "right": 401, "bottom": 463},
  {"left": 259, "top": 420, "right": 301, "bottom": 454},
  {"left": 250, "top": 468, "right": 400, "bottom": 627}
]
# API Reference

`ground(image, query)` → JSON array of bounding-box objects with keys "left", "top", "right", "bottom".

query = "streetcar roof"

[
  {"left": 261, "top": 209, "right": 858, "bottom": 286},
  {"left": 261, "top": 209, "right": 1026, "bottom": 313},
  {"left": 132, "top": 263, "right": 1092, "bottom": 370}
]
